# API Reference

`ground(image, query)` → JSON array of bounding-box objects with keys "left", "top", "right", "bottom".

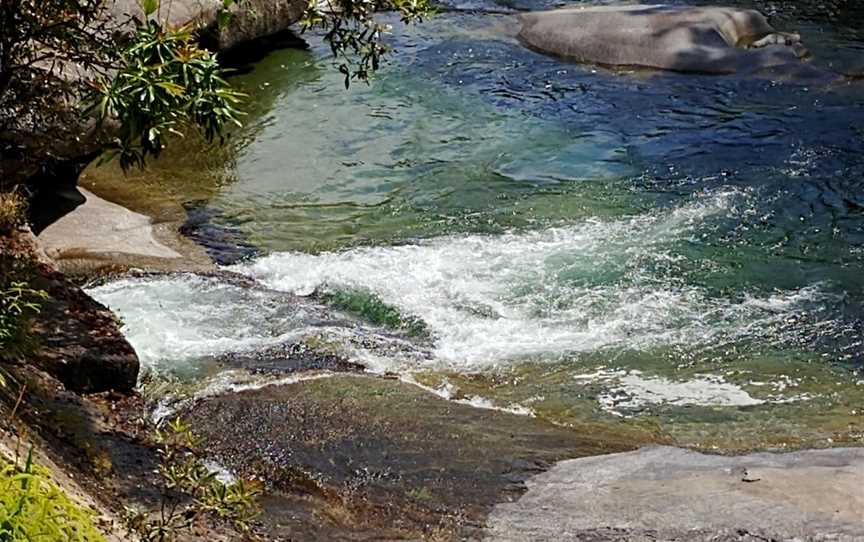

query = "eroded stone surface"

[
  {"left": 108, "top": 0, "right": 306, "bottom": 51},
  {"left": 1, "top": 231, "right": 139, "bottom": 393},
  {"left": 485, "top": 445, "right": 864, "bottom": 541},
  {"left": 36, "top": 188, "right": 216, "bottom": 275}
]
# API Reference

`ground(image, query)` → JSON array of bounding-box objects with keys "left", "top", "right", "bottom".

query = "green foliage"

[
  {"left": 0, "top": 281, "right": 48, "bottom": 358},
  {"left": 88, "top": 17, "right": 246, "bottom": 171},
  {"left": 298, "top": 0, "right": 433, "bottom": 87},
  {"left": 0, "top": 0, "right": 112, "bottom": 134},
  {"left": 225, "top": 0, "right": 432, "bottom": 88},
  {"left": 0, "top": 450, "right": 107, "bottom": 542},
  {"left": 2, "top": 0, "right": 431, "bottom": 177},
  {"left": 124, "top": 417, "right": 261, "bottom": 542}
]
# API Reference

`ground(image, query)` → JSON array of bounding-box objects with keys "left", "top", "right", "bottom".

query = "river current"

[{"left": 87, "top": 0, "right": 864, "bottom": 450}]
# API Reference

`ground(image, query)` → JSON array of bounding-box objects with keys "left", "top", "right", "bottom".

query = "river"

[{"left": 86, "top": 0, "right": 864, "bottom": 452}]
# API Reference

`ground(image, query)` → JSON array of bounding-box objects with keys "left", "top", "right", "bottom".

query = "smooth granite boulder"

[
  {"left": 518, "top": 5, "right": 809, "bottom": 74},
  {"left": 108, "top": 0, "right": 306, "bottom": 50}
]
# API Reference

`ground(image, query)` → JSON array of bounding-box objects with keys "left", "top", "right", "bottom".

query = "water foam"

[
  {"left": 401, "top": 374, "right": 536, "bottom": 416},
  {"left": 88, "top": 275, "right": 313, "bottom": 370},
  {"left": 232, "top": 189, "right": 826, "bottom": 368},
  {"left": 596, "top": 371, "right": 764, "bottom": 415}
]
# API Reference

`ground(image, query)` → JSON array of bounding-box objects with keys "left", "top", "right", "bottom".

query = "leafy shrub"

[
  {"left": 88, "top": 10, "right": 246, "bottom": 171},
  {"left": 0, "top": 281, "right": 48, "bottom": 358},
  {"left": 124, "top": 417, "right": 261, "bottom": 541},
  {"left": 0, "top": 0, "right": 113, "bottom": 137},
  {"left": 0, "top": 450, "right": 107, "bottom": 542}
]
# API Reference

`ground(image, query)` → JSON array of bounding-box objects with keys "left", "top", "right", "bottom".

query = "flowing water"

[{"left": 87, "top": 0, "right": 864, "bottom": 451}]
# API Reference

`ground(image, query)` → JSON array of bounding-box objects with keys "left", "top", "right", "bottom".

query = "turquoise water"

[{"left": 88, "top": 2, "right": 864, "bottom": 450}]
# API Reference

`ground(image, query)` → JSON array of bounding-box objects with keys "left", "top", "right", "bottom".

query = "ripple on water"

[{"left": 86, "top": 5, "right": 864, "bottom": 451}]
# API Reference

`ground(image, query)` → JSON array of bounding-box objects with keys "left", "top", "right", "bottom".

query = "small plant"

[
  {"left": 0, "top": 192, "right": 26, "bottom": 234},
  {"left": 0, "top": 281, "right": 48, "bottom": 358},
  {"left": 124, "top": 417, "right": 261, "bottom": 542},
  {"left": 0, "top": 449, "right": 107, "bottom": 541}
]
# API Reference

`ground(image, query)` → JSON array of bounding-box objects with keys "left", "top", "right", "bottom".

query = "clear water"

[{"left": 87, "top": 0, "right": 864, "bottom": 451}]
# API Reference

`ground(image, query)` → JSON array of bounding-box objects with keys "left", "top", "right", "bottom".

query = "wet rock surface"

[
  {"left": 180, "top": 203, "right": 262, "bottom": 265},
  {"left": 185, "top": 374, "right": 637, "bottom": 540},
  {"left": 214, "top": 342, "right": 366, "bottom": 374},
  {"left": 485, "top": 445, "right": 864, "bottom": 541}
]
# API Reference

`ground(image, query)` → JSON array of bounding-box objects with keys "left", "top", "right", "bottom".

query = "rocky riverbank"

[
  {"left": 4, "top": 1, "right": 864, "bottom": 540},
  {"left": 6, "top": 173, "right": 864, "bottom": 541}
]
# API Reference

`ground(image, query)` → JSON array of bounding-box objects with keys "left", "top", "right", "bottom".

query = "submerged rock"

[
  {"left": 485, "top": 445, "right": 864, "bottom": 541},
  {"left": 214, "top": 341, "right": 365, "bottom": 374},
  {"left": 518, "top": 5, "right": 811, "bottom": 75}
]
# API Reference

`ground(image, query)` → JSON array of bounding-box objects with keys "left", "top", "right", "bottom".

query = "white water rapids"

[{"left": 91, "top": 188, "right": 833, "bottom": 376}]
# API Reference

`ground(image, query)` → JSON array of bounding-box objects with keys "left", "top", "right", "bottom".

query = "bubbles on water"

[
  {"left": 591, "top": 370, "right": 766, "bottom": 416},
  {"left": 89, "top": 275, "right": 311, "bottom": 371},
  {"left": 232, "top": 188, "right": 841, "bottom": 369},
  {"left": 89, "top": 186, "right": 864, "bottom": 450}
]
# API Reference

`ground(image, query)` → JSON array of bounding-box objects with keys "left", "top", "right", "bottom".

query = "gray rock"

[
  {"left": 35, "top": 188, "right": 216, "bottom": 275},
  {"left": 518, "top": 5, "right": 810, "bottom": 74},
  {"left": 8, "top": 232, "right": 141, "bottom": 393},
  {"left": 38, "top": 188, "right": 182, "bottom": 261},
  {"left": 108, "top": 0, "right": 306, "bottom": 51},
  {"left": 485, "top": 445, "right": 864, "bottom": 541}
]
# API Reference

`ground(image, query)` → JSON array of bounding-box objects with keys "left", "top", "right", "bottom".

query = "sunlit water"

[{"left": 87, "top": 0, "right": 864, "bottom": 450}]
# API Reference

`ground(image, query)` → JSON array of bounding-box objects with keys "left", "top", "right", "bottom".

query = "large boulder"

[
  {"left": 518, "top": 5, "right": 810, "bottom": 74},
  {"left": 108, "top": 0, "right": 306, "bottom": 50},
  {"left": 0, "top": 231, "right": 140, "bottom": 393}
]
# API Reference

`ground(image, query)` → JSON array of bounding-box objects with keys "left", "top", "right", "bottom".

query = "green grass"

[{"left": 0, "top": 451, "right": 106, "bottom": 541}]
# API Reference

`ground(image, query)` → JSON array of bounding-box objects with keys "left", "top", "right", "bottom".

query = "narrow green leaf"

[{"left": 140, "top": 0, "right": 160, "bottom": 16}]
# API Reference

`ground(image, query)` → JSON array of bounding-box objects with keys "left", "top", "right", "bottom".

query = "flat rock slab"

[
  {"left": 38, "top": 188, "right": 181, "bottom": 260},
  {"left": 518, "top": 5, "right": 808, "bottom": 74},
  {"left": 185, "top": 375, "right": 641, "bottom": 540},
  {"left": 485, "top": 445, "right": 864, "bottom": 541}
]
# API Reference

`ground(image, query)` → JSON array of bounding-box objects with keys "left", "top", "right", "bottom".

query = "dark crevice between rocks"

[{"left": 212, "top": 28, "right": 309, "bottom": 74}]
